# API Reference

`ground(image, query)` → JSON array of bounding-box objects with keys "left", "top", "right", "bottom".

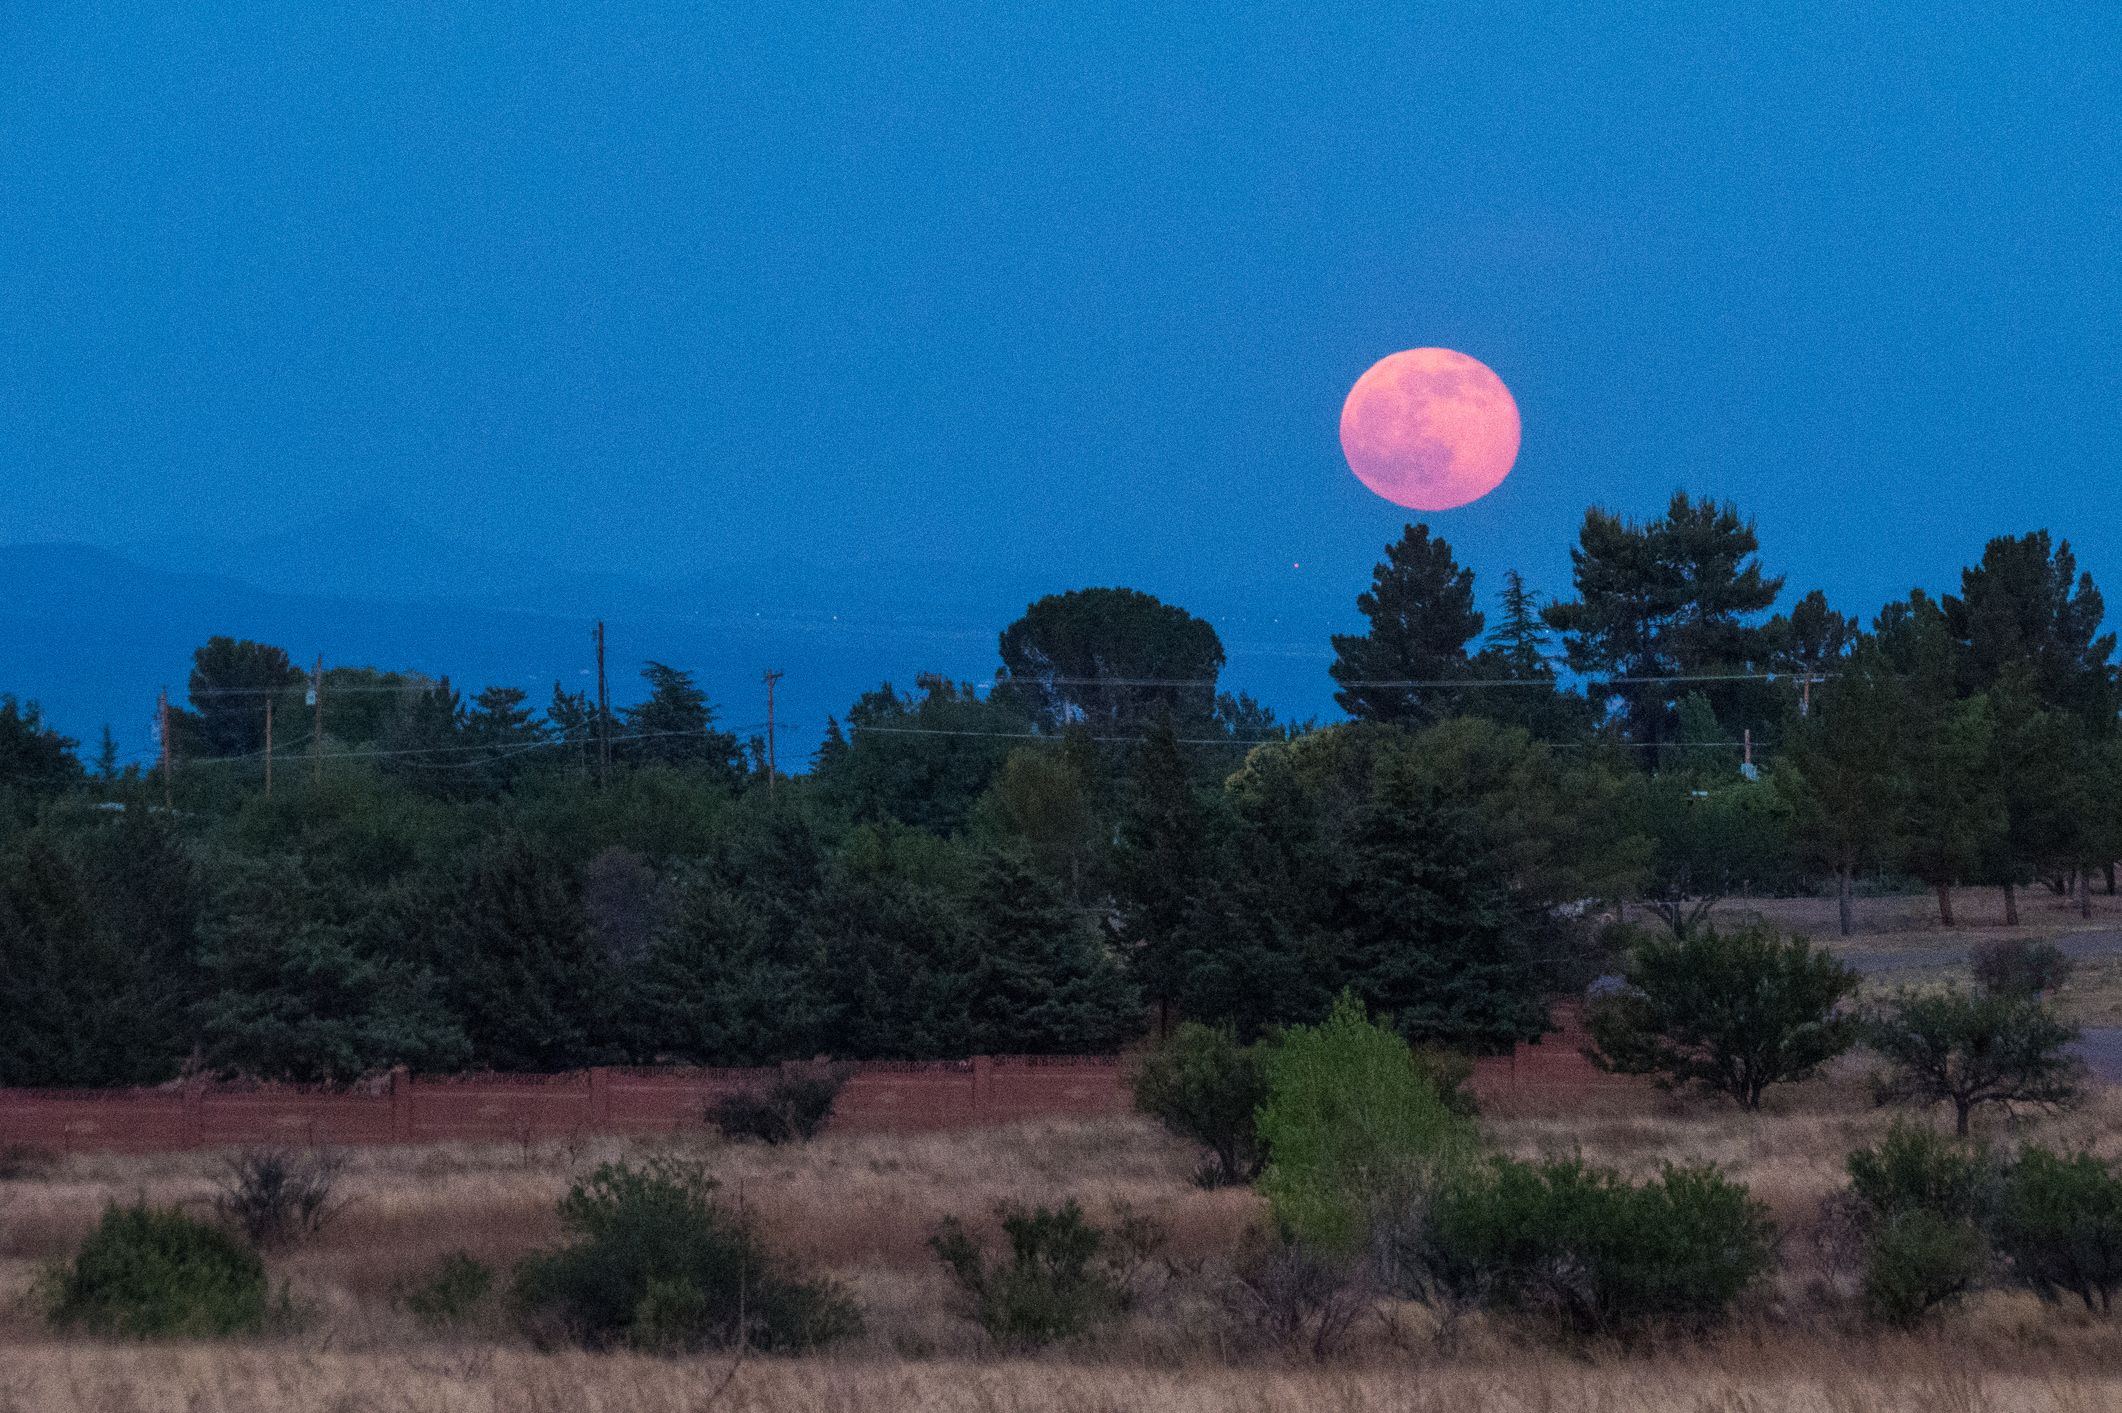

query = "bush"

[
  {"left": 709, "top": 1067, "right": 847, "bottom": 1145},
  {"left": 215, "top": 1146, "right": 347, "bottom": 1249},
  {"left": 402, "top": 1251, "right": 495, "bottom": 1327},
  {"left": 1994, "top": 1145, "right": 2122, "bottom": 1313},
  {"left": 1421, "top": 1156, "right": 1775, "bottom": 1338},
  {"left": 930, "top": 1199, "right": 1164, "bottom": 1349},
  {"left": 514, "top": 1158, "right": 858, "bottom": 1352},
  {"left": 1256, "top": 993, "right": 1475, "bottom": 1253},
  {"left": 1130, "top": 1023, "right": 1269, "bottom": 1186},
  {"left": 1585, "top": 923, "right": 1859, "bottom": 1110},
  {"left": 42, "top": 1202, "right": 271, "bottom": 1337},
  {"left": 1970, "top": 938, "right": 2075, "bottom": 999},
  {"left": 1846, "top": 1122, "right": 1999, "bottom": 1227},
  {"left": 1863, "top": 1210, "right": 1987, "bottom": 1326},
  {"left": 1222, "top": 1227, "right": 1370, "bottom": 1361},
  {"left": 0, "top": 1142, "right": 57, "bottom": 1181}
]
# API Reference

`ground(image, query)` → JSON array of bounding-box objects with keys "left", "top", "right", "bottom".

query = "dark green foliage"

[
  {"left": 1862, "top": 1210, "right": 1988, "bottom": 1327},
  {"left": 0, "top": 696, "right": 82, "bottom": 804},
  {"left": 1543, "top": 493, "right": 1783, "bottom": 751},
  {"left": 929, "top": 1199, "right": 1163, "bottom": 1348},
  {"left": 422, "top": 834, "right": 613, "bottom": 1072},
  {"left": 196, "top": 860, "right": 467, "bottom": 1082},
  {"left": 1868, "top": 987, "right": 2082, "bottom": 1136},
  {"left": 184, "top": 636, "right": 307, "bottom": 758},
  {"left": 1846, "top": 1122, "right": 2000, "bottom": 1228},
  {"left": 1421, "top": 1156, "right": 1775, "bottom": 1338},
  {"left": 1109, "top": 717, "right": 1218, "bottom": 1024},
  {"left": 514, "top": 1159, "right": 857, "bottom": 1352},
  {"left": 1129, "top": 1023, "right": 1269, "bottom": 1186},
  {"left": 624, "top": 878, "right": 823, "bottom": 1066},
  {"left": 709, "top": 1067, "right": 846, "bottom": 1144},
  {"left": 1970, "top": 938, "right": 2075, "bottom": 998},
  {"left": 0, "top": 835, "right": 187, "bottom": 1087},
  {"left": 618, "top": 662, "right": 743, "bottom": 782},
  {"left": 1942, "top": 530, "right": 2118, "bottom": 726},
  {"left": 1637, "top": 778, "right": 1794, "bottom": 936},
  {"left": 964, "top": 849, "right": 1141, "bottom": 1055},
  {"left": 816, "top": 675, "right": 1029, "bottom": 832},
  {"left": 1843, "top": 1122, "right": 2000, "bottom": 1325},
  {"left": 402, "top": 1251, "right": 496, "bottom": 1326},
  {"left": 42, "top": 1203, "right": 271, "bottom": 1338},
  {"left": 1994, "top": 1146, "right": 2122, "bottom": 1313},
  {"left": 1586, "top": 923, "right": 1859, "bottom": 1110},
  {"left": 997, "top": 587, "right": 1225, "bottom": 732},
  {"left": 1329, "top": 523, "right": 1483, "bottom": 726}
]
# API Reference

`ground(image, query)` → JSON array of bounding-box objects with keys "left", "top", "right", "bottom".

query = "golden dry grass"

[{"left": 8, "top": 1096, "right": 2122, "bottom": 1409}]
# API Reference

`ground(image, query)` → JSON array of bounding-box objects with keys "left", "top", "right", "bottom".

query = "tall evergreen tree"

[
  {"left": 0, "top": 696, "right": 82, "bottom": 805},
  {"left": 1543, "top": 493, "right": 1783, "bottom": 750},
  {"left": 623, "top": 873, "right": 823, "bottom": 1064},
  {"left": 185, "top": 637, "right": 307, "bottom": 757},
  {"left": 619, "top": 662, "right": 743, "bottom": 781},
  {"left": 1777, "top": 639, "right": 1907, "bottom": 935},
  {"left": 964, "top": 849, "right": 1141, "bottom": 1054},
  {"left": 1329, "top": 523, "right": 1482, "bottom": 726},
  {"left": 1109, "top": 717, "right": 1216, "bottom": 1032},
  {"left": 1945, "top": 531, "right": 2118, "bottom": 730}
]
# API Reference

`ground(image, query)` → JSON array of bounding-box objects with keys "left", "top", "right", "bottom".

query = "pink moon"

[{"left": 1339, "top": 348, "right": 1521, "bottom": 511}]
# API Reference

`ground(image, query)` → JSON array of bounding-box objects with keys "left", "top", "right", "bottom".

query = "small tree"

[
  {"left": 1868, "top": 988, "right": 2083, "bottom": 1137},
  {"left": 1994, "top": 1145, "right": 2122, "bottom": 1314},
  {"left": 1585, "top": 924, "right": 1859, "bottom": 1110},
  {"left": 1256, "top": 994, "right": 1475, "bottom": 1253},
  {"left": 1129, "top": 1023, "right": 1269, "bottom": 1186}
]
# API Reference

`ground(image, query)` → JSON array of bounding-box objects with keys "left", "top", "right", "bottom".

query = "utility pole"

[
  {"left": 594, "top": 620, "right": 610, "bottom": 784},
  {"left": 762, "top": 669, "right": 784, "bottom": 794},
  {"left": 156, "top": 688, "right": 172, "bottom": 810},
  {"left": 1800, "top": 674, "right": 1813, "bottom": 718},
  {"left": 264, "top": 697, "right": 274, "bottom": 798},
  {"left": 310, "top": 655, "right": 324, "bottom": 784}
]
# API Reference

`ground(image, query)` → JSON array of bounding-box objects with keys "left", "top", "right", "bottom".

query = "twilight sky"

[{"left": 6, "top": 5, "right": 2121, "bottom": 662}]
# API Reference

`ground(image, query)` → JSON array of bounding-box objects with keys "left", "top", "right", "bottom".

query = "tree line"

[{"left": 0, "top": 491, "right": 2117, "bottom": 1086}]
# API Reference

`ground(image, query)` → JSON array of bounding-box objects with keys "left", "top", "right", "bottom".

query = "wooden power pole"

[
  {"left": 594, "top": 620, "right": 610, "bottom": 784},
  {"left": 762, "top": 669, "right": 784, "bottom": 794}
]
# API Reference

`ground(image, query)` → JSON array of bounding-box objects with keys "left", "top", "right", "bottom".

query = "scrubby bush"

[
  {"left": 1222, "top": 1227, "right": 1370, "bottom": 1361},
  {"left": 709, "top": 1067, "right": 846, "bottom": 1144},
  {"left": 1995, "top": 1145, "right": 2122, "bottom": 1313},
  {"left": 215, "top": 1145, "right": 347, "bottom": 1248},
  {"left": 514, "top": 1158, "right": 857, "bottom": 1352},
  {"left": 42, "top": 1202, "right": 271, "bottom": 1337},
  {"left": 1970, "top": 938, "right": 2075, "bottom": 999},
  {"left": 402, "top": 1251, "right": 495, "bottom": 1327},
  {"left": 1257, "top": 993, "right": 1475, "bottom": 1253},
  {"left": 1842, "top": 1122, "right": 1998, "bottom": 1325},
  {"left": 1862, "top": 1210, "right": 1987, "bottom": 1326},
  {"left": 1585, "top": 923, "right": 1859, "bottom": 1110},
  {"left": 929, "top": 1199, "right": 1164, "bottom": 1349},
  {"left": 1130, "top": 1022, "right": 1269, "bottom": 1186},
  {"left": 1420, "top": 1156, "right": 1774, "bottom": 1338}
]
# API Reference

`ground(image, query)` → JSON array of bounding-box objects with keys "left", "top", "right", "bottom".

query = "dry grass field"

[{"left": 7, "top": 1083, "right": 2122, "bottom": 1412}]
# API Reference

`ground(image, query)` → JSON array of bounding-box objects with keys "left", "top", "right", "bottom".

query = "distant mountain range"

[{"left": 4, "top": 510, "right": 1344, "bottom": 769}]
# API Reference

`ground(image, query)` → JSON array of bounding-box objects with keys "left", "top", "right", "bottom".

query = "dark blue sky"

[{"left": 6, "top": 5, "right": 2120, "bottom": 680}]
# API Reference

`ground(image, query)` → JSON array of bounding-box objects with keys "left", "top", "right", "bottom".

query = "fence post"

[
  {"left": 971, "top": 1054, "right": 992, "bottom": 1118},
  {"left": 589, "top": 1066, "right": 613, "bottom": 1131},
  {"left": 389, "top": 1067, "right": 412, "bottom": 1144}
]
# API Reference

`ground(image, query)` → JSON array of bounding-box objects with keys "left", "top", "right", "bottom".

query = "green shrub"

[
  {"left": 402, "top": 1251, "right": 495, "bottom": 1327},
  {"left": 42, "top": 1202, "right": 271, "bottom": 1338},
  {"left": 1862, "top": 1210, "right": 1987, "bottom": 1326},
  {"left": 1256, "top": 993, "right": 1475, "bottom": 1253},
  {"left": 1846, "top": 1122, "right": 1999, "bottom": 1227},
  {"left": 709, "top": 1067, "right": 847, "bottom": 1145},
  {"left": 1970, "top": 938, "right": 2074, "bottom": 999},
  {"left": 929, "top": 1199, "right": 1164, "bottom": 1349},
  {"left": 1867, "top": 987, "right": 2081, "bottom": 1136},
  {"left": 1130, "top": 1023, "right": 1269, "bottom": 1186},
  {"left": 1994, "top": 1145, "right": 2122, "bottom": 1313},
  {"left": 1421, "top": 1156, "right": 1774, "bottom": 1338},
  {"left": 514, "top": 1158, "right": 857, "bottom": 1352}
]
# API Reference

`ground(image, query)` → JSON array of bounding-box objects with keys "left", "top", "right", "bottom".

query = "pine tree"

[
  {"left": 95, "top": 725, "right": 119, "bottom": 781},
  {"left": 1329, "top": 524, "right": 1483, "bottom": 726},
  {"left": 965, "top": 850, "right": 1141, "bottom": 1054},
  {"left": 622, "top": 875, "right": 824, "bottom": 1064},
  {"left": 619, "top": 662, "right": 743, "bottom": 781},
  {"left": 1110, "top": 718, "right": 1214, "bottom": 1032}
]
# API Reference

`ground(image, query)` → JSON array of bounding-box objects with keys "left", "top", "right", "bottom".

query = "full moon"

[{"left": 1339, "top": 348, "right": 1521, "bottom": 511}]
